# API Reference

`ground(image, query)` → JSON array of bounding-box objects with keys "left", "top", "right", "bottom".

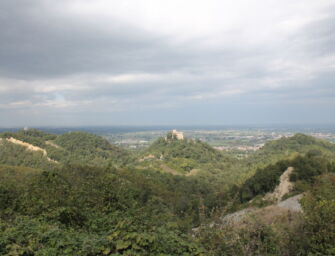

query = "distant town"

[
  {"left": 2, "top": 126, "right": 334, "bottom": 157},
  {"left": 99, "top": 127, "right": 335, "bottom": 156}
]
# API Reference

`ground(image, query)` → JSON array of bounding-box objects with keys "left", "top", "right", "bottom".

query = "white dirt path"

[
  {"left": 2, "top": 137, "right": 58, "bottom": 163},
  {"left": 265, "top": 167, "right": 294, "bottom": 202}
]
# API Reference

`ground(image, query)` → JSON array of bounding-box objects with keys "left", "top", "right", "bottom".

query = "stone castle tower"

[{"left": 171, "top": 129, "right": 184, "bottom": 140}]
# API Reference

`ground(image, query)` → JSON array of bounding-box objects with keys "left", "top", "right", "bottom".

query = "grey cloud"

[
  {"left": 0, "top": 1, "right": 187, "bottom": 78},
  {"left": 0, "top": 0, "right": 335, "bottom": 126},
  {"left": 0, "top": 0, "right": 282, "bottom": 81},
  {"left": 299, "top": 8, "right": 335, "bottom": 56}
]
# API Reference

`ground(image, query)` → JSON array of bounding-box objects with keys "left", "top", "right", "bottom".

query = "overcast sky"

[{"left": 0, "top": 0, "right": 335, "bottom": 127}]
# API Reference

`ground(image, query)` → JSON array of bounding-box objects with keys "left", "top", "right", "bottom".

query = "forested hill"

[
  {"left": 237, "top": 133, "right": 335, "bottom": 201},
  {"left": 0, "top": 129, "right": 132, "bottom": 168},
  {"left": 146, "top": 135, "right": 225, "bottom": 163},
  {"left": 0, "top": 129, "right": 232, "bottom": 255},
  {"left": 244, "top": 133, "right": 335, "bottom": 169},
  {"left": 260, "top": 133, "right": 335, "bottom": 154},
  {"left": 0, "top": 129, "right": 335, "bottom": 255},
  {"left": 53, "top": 132, "right": 133, "bottom": 166},
  {"left": 138, "top": 133, "right": 240, "bottom": 180},
  {"left": 239, "top": 151, "right": 335, "bottom": 203}
]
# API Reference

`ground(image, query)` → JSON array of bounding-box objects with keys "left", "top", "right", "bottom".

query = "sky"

[{"left": 0, "top": 0, "right": 335, "bottom": 127}]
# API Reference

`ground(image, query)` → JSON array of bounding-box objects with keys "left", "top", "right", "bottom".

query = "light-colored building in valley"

[{"left": 172, "top": 129, "right": 184, "bottom": 140}]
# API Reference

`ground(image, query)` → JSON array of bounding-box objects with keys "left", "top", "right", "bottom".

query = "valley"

[{"left": 100, "top": 127, "right": 335, "bottom": 155}]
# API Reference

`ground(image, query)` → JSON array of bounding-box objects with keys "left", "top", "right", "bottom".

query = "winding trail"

[
  {"left": 266, "top": 167, "right": 294, "bottom": 202},
  {"left": 2, "top": 137, "right": 58, "bottom": 163},
  {"left": 221, "top": 167, "right": 302, "bottom": 225}
]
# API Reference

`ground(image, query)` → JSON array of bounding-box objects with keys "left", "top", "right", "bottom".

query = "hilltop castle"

[{"left": 171, "top": 129, "right": 184, "bottom": 140}]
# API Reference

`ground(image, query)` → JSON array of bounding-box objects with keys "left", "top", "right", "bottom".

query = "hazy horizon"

[{"left": 2, "top": 123, "right": 335, "bottom": 133}]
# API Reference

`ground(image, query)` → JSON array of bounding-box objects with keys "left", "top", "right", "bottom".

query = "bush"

[{"left": 301, "top": 174, "right": 335, "bottom": 255}]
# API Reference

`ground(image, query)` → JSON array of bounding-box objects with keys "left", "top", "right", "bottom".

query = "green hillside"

[
  {"left": 0, "top": 129, "right": 57, "bottom": 147},
  {"left": 0, "top": 164, "right": 219, "bottom": 255},
  {"left": 235, "top": 133, "right": 335, "bottom": 183},
  {"left": 0, "top": 129, "right": 133, "bottom": 168},
  {"left": 248, "top": 133, "right": 335, "bottom": 166},
  {"left": 146, "top": 135, "right": 225, "bottom": 163},
  {"left": 141, "top": 133, "right": 236, "bottom": 176},
  {"left": 54, "top": 132, "right": 133, "bottom": 166},
  {"left": 0, "top": 139, "right": 57, "bottom": 170},
  {"left": 240, "top": 151, "right": 335, "bottom": 202},
  {"left": 1, "top": 130, "right": 335, "bottom": 255}
]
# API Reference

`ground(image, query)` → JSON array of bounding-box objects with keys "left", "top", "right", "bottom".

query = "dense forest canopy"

[{"left": 0, "top": 129, "right": 334, "bottom": 255}]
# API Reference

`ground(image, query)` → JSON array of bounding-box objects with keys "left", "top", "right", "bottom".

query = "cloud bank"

[{"left": 0, "top": 0, "right": 334, "bottom": 126}]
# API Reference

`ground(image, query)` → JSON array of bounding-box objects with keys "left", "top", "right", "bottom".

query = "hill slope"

[
  {"left": 54, "top": 131, "right": 133, "bottom": 166},
  {"left": 0, "top": 129, "right": 133, "bottom": 168},
  {"left": 248, "top": 133, "right": 335, "bottom": 166},
  {"left": 1, "top": 130, "right": 335, "bottom": 255}
]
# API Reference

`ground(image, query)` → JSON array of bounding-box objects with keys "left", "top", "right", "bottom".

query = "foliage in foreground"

[
  {"left": 196, "top": 174, "right": 335, "bottom": 256},
  {"left": 0, "top": 164, "right": 211, "bottom": 255},
  {"left": 301, "top": 174, "right": 335, "bottom": 255}
]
